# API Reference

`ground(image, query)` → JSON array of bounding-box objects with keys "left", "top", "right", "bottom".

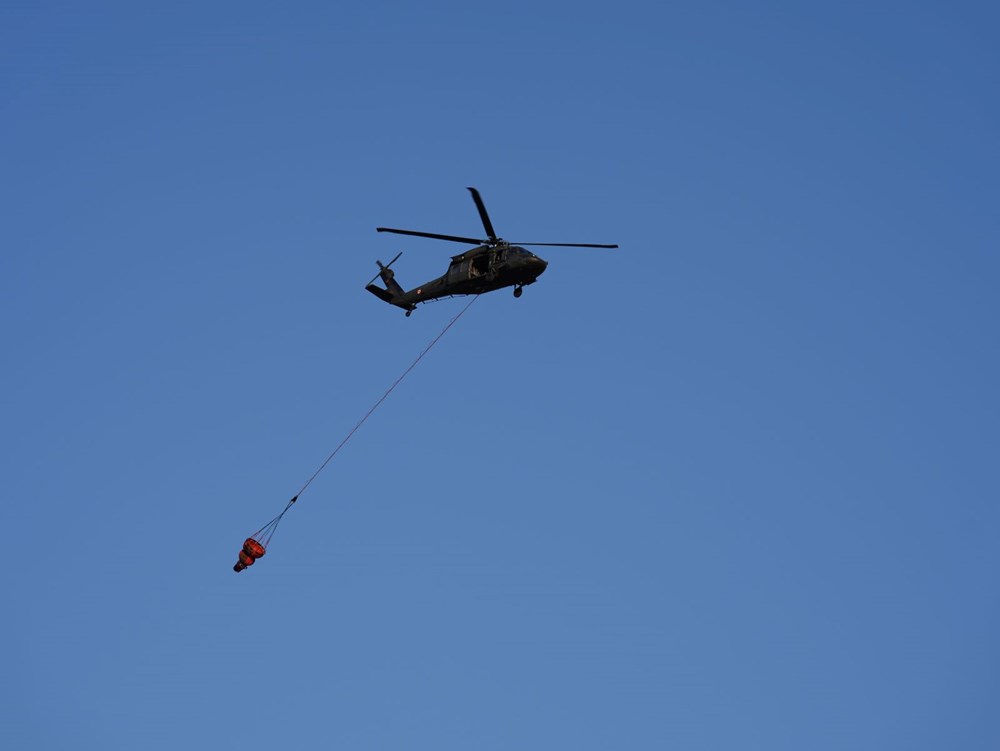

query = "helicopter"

[{"left": 366, "top": 187, "right": 618, "bottom": 316}]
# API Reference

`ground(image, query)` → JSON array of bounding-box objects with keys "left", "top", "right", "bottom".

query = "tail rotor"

[
  {"left": 367, "top": 251, "right": 402, "bottom": 285},
  {"left": 366, "top": 251, "right": 407, "bottom": 308}
]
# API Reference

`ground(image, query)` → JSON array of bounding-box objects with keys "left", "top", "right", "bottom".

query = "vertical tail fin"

[
  {"left": 365, "top": 252, "right": 405, "bottom": 303},
  {"left": 377, "top": 260, "right": 405, "bottom": 298}
]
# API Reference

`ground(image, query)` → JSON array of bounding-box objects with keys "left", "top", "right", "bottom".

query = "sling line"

[{"left": 236, "top": 295, "right": 480, "bottom": 566}]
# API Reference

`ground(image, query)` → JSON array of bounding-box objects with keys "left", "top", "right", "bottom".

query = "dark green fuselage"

[{"left": 368, "top": 245, "right": 547, "bottom": 312}]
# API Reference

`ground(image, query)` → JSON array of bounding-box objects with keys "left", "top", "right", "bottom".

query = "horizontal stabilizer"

[{"left": 366, "top": 284, "right": 394, "bottom": 303}]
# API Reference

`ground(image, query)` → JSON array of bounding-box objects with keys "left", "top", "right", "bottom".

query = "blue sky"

[{"left": 3, "top": 1, "right": 998, "bottom": 748}]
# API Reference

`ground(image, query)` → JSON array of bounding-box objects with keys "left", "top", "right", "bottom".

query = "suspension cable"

[
  {"left": 294, "top": 295, "right": 478, "bottom": 500},
  {"left": 236, "top": 296, "right": 479, "bottom": 563}
]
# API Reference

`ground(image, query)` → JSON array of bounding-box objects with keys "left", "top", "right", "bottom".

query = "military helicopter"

[{"left": 366, "top": 187, "right": 618, "bottom": 316}]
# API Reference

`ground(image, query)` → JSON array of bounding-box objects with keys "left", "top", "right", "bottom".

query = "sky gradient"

[{"left": 3, "top": 1, "right": 999, "bottom": 748}]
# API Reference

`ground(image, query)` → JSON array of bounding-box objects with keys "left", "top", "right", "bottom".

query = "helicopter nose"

[{"left": 532, "top": 257, "right": 548, "bottom": 275}]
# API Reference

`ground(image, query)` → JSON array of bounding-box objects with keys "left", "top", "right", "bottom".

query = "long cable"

[
  {"left": 243, "top": 297, "right": 479, "bottom": 548},
  {"left": 296, "top": 294, "right": 479, "bottom": 500}
]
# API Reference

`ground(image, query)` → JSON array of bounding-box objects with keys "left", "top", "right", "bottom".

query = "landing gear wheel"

[
  {"left": 405, "top": 310, "right": 412, "bottom": 317},
  {"left": 513, "top": 286, "right": 523, "bottom": 298}
]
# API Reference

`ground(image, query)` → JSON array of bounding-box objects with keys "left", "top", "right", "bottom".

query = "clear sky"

[{"left": 3, "top": 1, "right": 998, "bottom": 748}]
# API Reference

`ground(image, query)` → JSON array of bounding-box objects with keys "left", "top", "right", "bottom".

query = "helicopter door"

[{"left": 470, "top": 254, "right": 490, "bottom": 278}]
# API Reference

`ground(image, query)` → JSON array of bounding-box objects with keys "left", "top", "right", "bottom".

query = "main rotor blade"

[
  {"left": 509, "top": 242, "right": 619, "bottom": 248},
  {"left": 377, "top": 227, "right": 484, "bottom": 245},
  {"left": 467, "top": 187, "right": 498, "bottom": 242}
]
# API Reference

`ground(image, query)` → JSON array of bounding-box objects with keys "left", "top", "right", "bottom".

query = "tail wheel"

[{"left": 513, "top": 286, "right": 523, "bottom": 298}]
